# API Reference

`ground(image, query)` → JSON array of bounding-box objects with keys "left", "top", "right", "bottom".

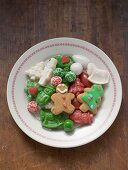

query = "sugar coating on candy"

[
  {"left": 70, "top": 63, "right": 83, "bottom": 75},
  {"left": 69, "top": 110, "right": 93, "bottom": 125},
  {"left": 51, "top": 76, "right": 62, "bottom": 86},
  {"left": 69, "top": 78, "right": 84, "bottom": 96},
  {"left": 27, "top": 101, "right": 39, "bottom": 113},
  {"left": 65, "top": 71, "right": 76, "bottom": 83},
  {"left": 53, "top": 68, "right": 65, "bottom": 78}
]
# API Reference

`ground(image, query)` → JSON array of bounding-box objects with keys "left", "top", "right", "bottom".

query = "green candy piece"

[
  {"left": 82, "top": 84, "right": 104, "bottom": 110},
  {"left": 24, "top": 80, "right": 39, "bottom": 101},
  {"left": 44, "top": 85, "right": 55, "bottom": 96},
  {"left": 40, "top": 109, "right": 66, "bottom": 129},
  {"left": 54, "top": 55, "right": 74, "bottom": 69},
  {"left": 36, "top": 91, "right": 50, "bottom": 106},
  {"left": 37, "top": 85, "right": 44, "bottom": 92},
  {"left": 36, "top": 85, "right": 55, "bottom": 106},
  {"left": 64, "top": 119, "right": 75, "bottom": 132},
  {"left": 63, "top": 66, "right": 70, "bottom": 73},
  {"left": 65, "top": 71, "right": 76, "bottom": 83},
  {"left": 53, "top": 68, "right": 65, "bottom": 78},
  {"left": 27, "top": 94, "right": 33, "bottom": 101}
]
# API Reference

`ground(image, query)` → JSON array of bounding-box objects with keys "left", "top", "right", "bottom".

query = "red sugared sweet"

[
  {"left": 61, "top": 56, "right": 70, "bottom": 64},
  {"left": 27, "top": 101, "right": 39, "bottom": 113},
  {"left": 70, "top": 110, "right": 84, "bottom": 124},
  {"left": 79, "top": 72, "right": 92, "bottom": 87},
  {"left": 82, "top": 112, "right": 93, "bottom": 124},
  {"left": 69, "top": 110, "right": 93, "bottom": 125},
  {"left": 72, "top": 98, "right": 81, "bottom": 109},
  {"left": 28, "top": 87, "right": 38, "bottom": 95},
  {"left": 51, "top": 76, "right": 62, "bottom": 86},
  {"left": 69, "top": 78, "right": 84, "bottom": 96}
]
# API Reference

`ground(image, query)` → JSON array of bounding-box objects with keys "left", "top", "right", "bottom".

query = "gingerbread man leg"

[{"left": 51, "top": 106, "right": 63, "bottom": 115}]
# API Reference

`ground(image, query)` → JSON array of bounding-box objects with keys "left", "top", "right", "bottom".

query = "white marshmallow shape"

[
  {"left": 70, "top": 63, "right": 83, "bottom": 75},
  {"left": 38, "top": 58, "right": 57, "bottom": 86},
  {"left": 87, "top": 63, "right": 110, "bottom": 84},
  {"left": 25, "top": 62, "right": 45, "bottom": 80},
  {"left": 72, "top": 55, "right": 90, "bottom": 69}
]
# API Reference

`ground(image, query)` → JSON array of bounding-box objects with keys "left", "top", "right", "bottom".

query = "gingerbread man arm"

[
  {"left": 69, "top": 93, "right": 75, "bottom": 100},
  {"left": 77, "top": 93, "right": 84, "bottom": 103},
  {"left": 51, "top": 93, "right": 56, "bottom": 101}
]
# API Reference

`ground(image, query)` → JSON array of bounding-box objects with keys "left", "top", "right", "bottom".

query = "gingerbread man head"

[{"left": 56, "top": 84, "right": 68, "bottom": 94}]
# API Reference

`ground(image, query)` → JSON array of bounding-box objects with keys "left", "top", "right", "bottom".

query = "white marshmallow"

[
  {"left": 70, "top": 63, "right": 83, "bottom": 75},
  {"left": 72, "top": 55, "right": 90, "bottom": 69},
  {"left": 87, "top": 63, "right": 110, "bottom": 84},
  {"left": 38, "top": 58, "right": 57, "bottom": 86},
  {"left": 25, "top": 62, "right": 45, "bottom": 80},
  {"left": 46, "top": 58, "right": 57, "bottom": 69}
]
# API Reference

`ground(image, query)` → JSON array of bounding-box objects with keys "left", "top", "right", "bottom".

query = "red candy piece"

[
  {"left": 82, "top": 112, "right": 93, "bottom": 124},
  {"left": 70, "top": 110, "right": 93, "bottom": 125},
  {"left": 69, "top": 78, "right": 84, "bottom": 97},
  {"left": 28, "top": 87, "right": 38, "bottom": 95},
  {"left": 72, "top": 98, "right": 81, "bottom": 109},
  {"left": 79, "top": 72, "right": 92, "bottom": 87},
  {"left": 27, "top": 101, "right": 39, "bottom": 113},
  {"left": 70, "top": 110, "right": 83, "bottom": 124},
  {"left": 61, "top": 56, "right": 70, "bottom": 64}
]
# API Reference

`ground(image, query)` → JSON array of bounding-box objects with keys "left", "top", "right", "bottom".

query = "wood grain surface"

[{"left": 0, "top": 0, "right": 128, "bottom": 169}]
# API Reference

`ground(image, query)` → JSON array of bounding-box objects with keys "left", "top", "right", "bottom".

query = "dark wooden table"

[{"left": 0, "top": 0, "right": 128, "bottom": 169}]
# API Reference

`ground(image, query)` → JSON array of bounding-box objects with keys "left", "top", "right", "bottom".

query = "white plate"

[{"left": 7, "top": 38, "right": 122, "bottom": 148}]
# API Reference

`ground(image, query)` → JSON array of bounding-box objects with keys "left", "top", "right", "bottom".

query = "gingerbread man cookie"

[
  {"left": 77, "top": 84, "right": 104, "bottom": 114},
  {"left": 51, "top": 84, "right": 75, "bottom": 115}
]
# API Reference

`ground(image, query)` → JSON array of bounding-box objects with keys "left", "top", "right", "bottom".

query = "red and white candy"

[
  {"left": 27, "top": 101, "right": 39, "bottom": 113},
  {"left": 70, "top": 110, "right": 93, "bottom": 125},
  {"left": 51, "top": 76, "right": 62, "bottom": 86}
]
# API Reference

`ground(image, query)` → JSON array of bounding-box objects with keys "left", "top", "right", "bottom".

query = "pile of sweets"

[{"left": 24, "top": 54, "right": 110, "bottom": 132}]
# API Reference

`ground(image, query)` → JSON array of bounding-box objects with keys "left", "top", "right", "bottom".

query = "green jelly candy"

[
  {"left": 54, "top": 55, "right": 74, "bottom": 69},
  {"left": 37, "top": 85, "right": 44, "bottom": 92},
  {"left": 36, "top": 91, "right": 50, "bottom": 106},
  {"left": 53, "top": 68, "right": 65, "bottom": 78},
  {"left": 40, "top": 109, "right": 66, "bottom": 129},
  {"left": 64, "top": 119, "right": 75, "bottom": 132},
  {"left": 27, "top": 94, "right": 33, "bottom": 101},
  {"left": 65, "top": 71, "right": 76, "bottom": 83},
  {"left": 44, "top": 85, "right": 55, "bottom": 96}
]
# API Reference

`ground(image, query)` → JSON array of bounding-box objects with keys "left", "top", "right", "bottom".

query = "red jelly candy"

[
  {"left": 69, "top": 78, "right": 84, "bottom": 96},
  {"left": 72, "top": 98, "right": 81, "bottom": 109},
  {"left": 82, "top": 112, "right": 93, "bottom": 124},
  {"left": 61, "top": 56, "right": 70, "bottom": 64},
  {"left": 28, "top": 87, "right": 38, "bottom": 95},
  {"left": 79, "top": 72, "right": 92, "bottom": 87},
  {"left": 70, "top": 110, "right": 94, "bottom": 125},
  {"left": 70, "top": 110, "right": 83, "bottom": 124}
]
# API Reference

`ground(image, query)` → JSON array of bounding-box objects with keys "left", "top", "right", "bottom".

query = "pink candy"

[
  {"left": 70, "top": 110, "right": 93, "bottom": 125},
  {"left": 51, "top": 76, "right": 62, "bottom": 86},
  {"left": 27, "top": 101, "right": 39, "bottom": 113}
]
